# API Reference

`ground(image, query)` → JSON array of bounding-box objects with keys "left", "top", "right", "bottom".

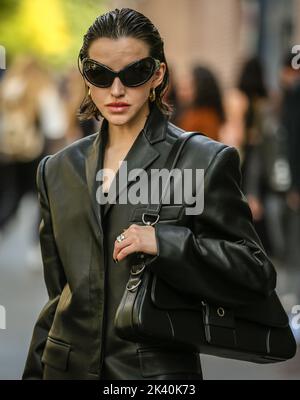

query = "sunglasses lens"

[
  {"left": 83, "top": 60, "right": 112, "bottom": 87},
  {"left": 122, "top": 58, "right": 155, "bottom": 86}
]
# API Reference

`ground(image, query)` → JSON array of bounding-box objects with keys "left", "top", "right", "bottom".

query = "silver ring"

[{"left": 116, "top": 233, "right": 125, "bottom": 243}]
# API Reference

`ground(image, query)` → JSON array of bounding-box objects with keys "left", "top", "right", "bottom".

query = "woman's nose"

[{"left": 110, "top": 77, "right": 125, "bottom": 97}]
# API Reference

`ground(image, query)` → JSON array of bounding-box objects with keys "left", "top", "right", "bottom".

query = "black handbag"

[{"left": 114, "top": 132, "right": 297, "bottom": 364}]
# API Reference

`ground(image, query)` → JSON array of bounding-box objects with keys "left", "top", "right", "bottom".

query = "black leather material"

[
  {"left": 23, "top": 104, "right": 278, "bottom": 379},
  {"left": 151, "top": 275, "right": 289, "bottom": 327},
  {"left": 115, "top": 264, "right": 296, "bottom": 363},
  {"left": 137, "top": 347, "right": 202, "bottom": 378},
  {"left": 41, "top": 337, "right": 71, "bottom": 372},
  {"left": 130, "top": 205, "right": 184, "bottom": 223},
  {"left": 116, "top": 128, "right": 296, "bottom": 363}
]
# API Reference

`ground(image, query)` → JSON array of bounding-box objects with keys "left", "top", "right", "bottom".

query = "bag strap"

[{"left": 142, "top": 131, "right": 200, "bottom": 226}]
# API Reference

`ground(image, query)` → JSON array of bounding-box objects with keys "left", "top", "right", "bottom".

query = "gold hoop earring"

[
  {"left": 88, "top": 88, "right": 91, "bottom": 96},
  {"left": 149, "top": 88, "right": 156, "bottom": 102}
]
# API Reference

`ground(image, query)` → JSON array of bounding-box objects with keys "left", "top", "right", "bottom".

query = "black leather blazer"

[{"left": 23, "top": 104, "right": 276, "bottom": 380}]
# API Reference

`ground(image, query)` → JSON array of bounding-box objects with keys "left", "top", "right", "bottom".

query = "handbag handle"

[{"left": 142, "top": 131, "right": 200, "bottom": 226}]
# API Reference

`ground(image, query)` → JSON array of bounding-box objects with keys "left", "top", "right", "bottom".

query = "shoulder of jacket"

[
  {"left": 166, "top": 121, "right": 233, "bottom": 166},
  {"left": 43, "top": 132, "right": 99, "bottom": 170}
]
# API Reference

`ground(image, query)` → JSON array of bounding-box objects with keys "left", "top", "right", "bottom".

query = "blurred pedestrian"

[
  {"left": 221, "top": 57, "right": 272, "bottom": 251},
  {"left": 176, "top": 66, "right": 225, "bottom": 141},
  {"left": 280, "top": 53, "right": 300, "bottom": 213},
  {"left": 279, "top": 53, "right": 300, "bottom": 277},
  {"left": 62, "top": 66, "right": 99, "bottom": 143},
  {"left": 0, "top": 55, "right": 67, "bottom": 267}
]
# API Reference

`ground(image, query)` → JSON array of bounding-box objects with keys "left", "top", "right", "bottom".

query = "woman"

[
  {"left": 23, "top": 8, "right": 276, "bottom": 380},
  {"left": 176, "top": 66, "right": 225, "bottom": 141}
]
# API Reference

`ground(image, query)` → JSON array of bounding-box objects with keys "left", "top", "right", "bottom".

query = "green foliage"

[
  {"left": 0, "top": 0, "right": 19, "bottom": 17},
  {"left": 0, "top": 0, "right": 106, "bottom": 69},
  {"left": 61, "top": 0, "right": 105, "bottom": 67}
]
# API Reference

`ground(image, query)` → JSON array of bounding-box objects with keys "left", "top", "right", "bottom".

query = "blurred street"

[
  {"left": 0, "top": 195, "right": 299, "bottom": 380},
  {"left": 0, "top": 195, "right": 47, "bottom": 379}
]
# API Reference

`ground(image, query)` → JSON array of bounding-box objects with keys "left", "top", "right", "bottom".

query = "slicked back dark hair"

[{"left": 78, "top": 8, "right": 171, "bottom": 120}]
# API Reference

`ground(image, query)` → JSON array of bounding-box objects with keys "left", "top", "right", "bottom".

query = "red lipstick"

[
  {"left": 107, "top": 102, "right": 129, "bottom": 106},
  {"left": 106, "top": 102, "right": 130, "bottom": 113}
]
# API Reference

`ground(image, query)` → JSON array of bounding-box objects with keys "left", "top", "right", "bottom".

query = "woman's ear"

[{"left": 152, "top": 62, "right": 166, "bottom": 89}]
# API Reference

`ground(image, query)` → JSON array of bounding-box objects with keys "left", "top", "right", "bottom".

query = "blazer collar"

[{"left": 139, "top": 103, "right": 169, "bottom": 144}]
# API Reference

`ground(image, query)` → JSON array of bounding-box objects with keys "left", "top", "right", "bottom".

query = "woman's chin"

[
  {"left": 104, "top": 109, "right": 141, "bottom": 127},
  {"left": 107, "top": 115, "right": 131, "bottom": 126}
]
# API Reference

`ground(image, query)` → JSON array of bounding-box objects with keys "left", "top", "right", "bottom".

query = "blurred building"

[{"left": 109, "top": 0, "right": 300, "bottom": 90}]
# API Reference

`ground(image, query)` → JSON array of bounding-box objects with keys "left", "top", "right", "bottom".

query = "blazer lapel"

[
  {"left": 102, "top": 131, "right": 160, "bottom": 217},
  {"left": 85, "top": 130, "right": 106, "bottom": 235}
]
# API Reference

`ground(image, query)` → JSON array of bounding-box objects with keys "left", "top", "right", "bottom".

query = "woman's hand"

[{"left": 113, "top": 224, "right": 158, "bottom": 262}]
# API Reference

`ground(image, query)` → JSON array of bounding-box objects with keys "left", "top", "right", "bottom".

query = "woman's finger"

[
  {"left": 116, "top": 243, "right": 138, "bottom": 262},
  {"left": 113, "top": 237, "right": 132, "bottom": 260}
]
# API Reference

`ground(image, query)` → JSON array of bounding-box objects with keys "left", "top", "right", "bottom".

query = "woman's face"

[{"left": 87, "top": 37, "right": 166, "bottom": 127}]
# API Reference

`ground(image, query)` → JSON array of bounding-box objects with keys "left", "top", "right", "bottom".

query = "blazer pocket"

[
  {"left": 137, "top": 347, "right": 201, "bottom": 378},
  {"left": 130, "top": 205, "right": 184, "bottom": 223},
  {"left": 41, "top": 336, "right": 71, "bottom": 372}
]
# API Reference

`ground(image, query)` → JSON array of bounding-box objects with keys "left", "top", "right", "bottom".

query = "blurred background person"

[
  {"left": 280, "top": 53, "right": 300, "bottom": 215},
  {"left": 0, "top": 55, "right": 67, "bottom": 268},
  {"left": 220, "top": 57, "right": 268, "bottom": 163},
  {"left": 175, "top": 65, "right": 225, "bottom": 141},
  {"left": 242, "top": 83, "right": 291, "bottom": 262},
  {"left": 61, "top": 66, "right": 99, "bottom": 144},
  {"left": 221, "top": 57, "right": 272, "bottom": 251},
  {"left": 278, "top": 52, "right": 300, "bottom": 310}
]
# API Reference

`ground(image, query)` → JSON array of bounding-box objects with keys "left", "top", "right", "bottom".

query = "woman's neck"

[{"left": 107, "top": 102, "right": 150, "bottom": 148}]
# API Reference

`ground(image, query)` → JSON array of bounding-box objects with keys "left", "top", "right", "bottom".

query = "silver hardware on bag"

[
  {"left": 126, "top": 279, "right": 142, "bottom": 292},
  {"left": 202, "top": 301, "right": 225, "bottom": 318},
  {"left": 131, "top": 263, "right": 146, "bottom": 276},
  {"left": 217, "top": 307, "right": 225, "bottom": 317},
  {"left": 126, "top": 262, "right": 146, "bottom": 292},
  {"left": 142, "top": 213, "right": 160, "bottom": 226}
]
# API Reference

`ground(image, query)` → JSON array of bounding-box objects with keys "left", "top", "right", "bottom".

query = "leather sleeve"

[
  {"left": 148, "top": 146, "right": 277, "bottom": 308},
  {"left": 22, "top": 156, "right": 66, "bottom": 379}
]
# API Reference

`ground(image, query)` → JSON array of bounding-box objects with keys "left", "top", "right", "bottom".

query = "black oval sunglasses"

[{"left": 81, "top": 57, "right": 161, "bottom": 88}]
